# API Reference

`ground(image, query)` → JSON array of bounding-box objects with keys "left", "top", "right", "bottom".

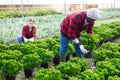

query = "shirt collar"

[
  {"left": 84, "top": 18, "right": 89, "bottom": 26},
  {"left": 85, "top": 19, "right": 89, "bottom": 24}
]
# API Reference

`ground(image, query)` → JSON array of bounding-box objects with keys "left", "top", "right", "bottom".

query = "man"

[
  {"left": 59, "top": 8, "right": 99, "bottom": 62},
  {"left": 17, "top": 19, "right": 36, "bottom": 43}
]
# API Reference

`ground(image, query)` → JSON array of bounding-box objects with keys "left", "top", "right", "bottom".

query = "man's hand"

[{"left": 79, "top": 45, "right": 88, "bottom": 54}]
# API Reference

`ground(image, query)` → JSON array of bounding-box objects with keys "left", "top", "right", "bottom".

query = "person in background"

[
  {"left": 17, "top": 19, "right": 36, "bottom": 43},
  {"left": 59, "top": 8, "right": 100, "bottom": 62}
]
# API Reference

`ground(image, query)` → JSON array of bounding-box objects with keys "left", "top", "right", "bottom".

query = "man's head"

[
  {"left": 86, "top": 8, "right": 99, "bottom": 25},
  {"left": 87, "top": 8, "right": 99, "bottom": 20}
]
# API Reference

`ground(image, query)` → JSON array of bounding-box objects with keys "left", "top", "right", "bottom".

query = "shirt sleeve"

[{"left": 87, "top": 23, "right": 94, "bottom": 34}]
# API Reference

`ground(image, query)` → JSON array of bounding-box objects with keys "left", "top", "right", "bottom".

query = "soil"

[{"left": 112, "top": 37, "right": 120, "bottom": 43}]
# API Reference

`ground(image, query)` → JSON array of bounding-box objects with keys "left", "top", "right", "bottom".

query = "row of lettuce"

[
  {"left": 1, "top": 8, "right": 120, "bottom": 19},
  {"left": 0, "top": 9, "right": 60, "bottom": 18},
  {"left": 35, "top": 40, "right": 120, "bottom": 80},
  {"left": 0, "top": 21, "right": 120, "bottom": 79},
  {"left": 1, "top": 8, "right": 120, "bottom": 44},
  {"left": 99, "top": 8, "right": 120, "bottom": 20},
  {"left": 0, "top": 42, "right": 120, "bottom": 80}
]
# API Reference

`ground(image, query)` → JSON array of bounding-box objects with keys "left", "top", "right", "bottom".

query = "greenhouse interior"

[{"left": 0, "top": 0, "right": 120, "bottom": 80}]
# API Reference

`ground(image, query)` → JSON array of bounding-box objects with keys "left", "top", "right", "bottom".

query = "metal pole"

[
  {"left": 27, "top": 0, "right": 30, "bottom": 11},
  {"left": 64, "top": 0, "right": 66, "bottom": 14},
  {"left": 114, "top": 0, "right": 115, "bottom": 8},
  {"left": 81, "top": 0, "right": 84, "bottom": 10},
  {"left": 21, "top": 0, "right": 24, "bottom": 17}
]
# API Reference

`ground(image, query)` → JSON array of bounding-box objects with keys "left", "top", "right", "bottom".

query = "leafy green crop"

[
  {"left": 22, "top": 53, "right": 42, "bottom": 69},
  {"left": 1, "top": 60, "right": 22, "bottom": 76},
  {"left": 34, "top": 68, "right": 62, "bottom": 80}
]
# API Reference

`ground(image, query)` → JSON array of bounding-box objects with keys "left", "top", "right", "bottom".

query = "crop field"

[
  {"left": 0, "top": 8, "right": 120, "bottom": 80},
  {"left": 1, "top": 8, "right": 120, "bottom": 44}
]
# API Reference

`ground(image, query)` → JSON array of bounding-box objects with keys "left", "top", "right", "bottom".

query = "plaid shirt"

[
  {"left": 22, "top": 25, "right": 36, "bottom": 39},
  {"left": 60, "top": 11, "right": 94, "bottom": 40}
]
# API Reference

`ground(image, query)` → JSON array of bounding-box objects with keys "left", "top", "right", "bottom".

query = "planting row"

[
  {"left": 93, "top": 41, "right": 120, "bottom": 62},
  {"left": 99, "top": 8, "right": 120, "bottom": 20},
  {"left": 0, "top": 21, "right": 120, "bottom": 79},
  {"left": 0, "top": 14, "right": 65, "bottom": 44},
  {"left": 29, "top": 39, "right": 120, "bottom": 80},
  {"left": 1, "top": 43, "right": 119, "bottom": 80},
  {"left": 0, "top": 9, "right": 60, "bottom": 18},
  {"left": 35, "top": 56, "right": 120, "bottom": 80},
  {"left": 1, "top": 46, "right": 119, "bottom": 80},
  {"left": 1, "top": 9, "right": 120, "bottom": 44},
  {"left": 1, "top": 8, "right": 120, "bottom": 19},
  {"left": 80, "top": 21, "right": 120, "bottom": 50}
]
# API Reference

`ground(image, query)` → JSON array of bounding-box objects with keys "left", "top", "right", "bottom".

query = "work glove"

[
  {"left": 24, "top": 38, "right": 28, "bottom": 42},
  {"left": 28, "top": 38, "right": 34, "bottom": 42},
  {"left": 79, "top": 45, "right": 88, "bottom": 54}
]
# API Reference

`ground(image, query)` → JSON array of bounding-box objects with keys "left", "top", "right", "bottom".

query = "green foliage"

[
  {"left": 114, "top": 52, "right": 120, "bottom": 58},
  {"left": 108, "top": 76, "right": 120, "bottom": 80},
  {"left": 108, "top": 58, "right": 120, "bottom": 72},
  {"left": 69, "top": 57, "right": 87, "bottom": 72},
  {"left": 0, "top": 9, "right": 60, "bottom": 18},
  {"left": 56, "top": 61, "right": 82, "bottom": 78},
  {"left": 93, "top": 42, "right": 120, "bottom": 61},
  {"left": 1, "top": 60, "right": 22, "bottom": 76},
  {"left": 93, "top": 22, "right": 120, "bottom": 42},
  {"left": 66, "top": 43, "right": 75, "bottom": 55},
  {"left": 69, "top": 76, "right": 79, "bottom": 80},
  {"left": 108, "top": 22, "right": 120, "bottom": 35},
  {"left": 52, "top": 35, "right": 60, "bottom": 42},
  {"left": 22, "top": 53, "right": 42, "bottom": 69},
  {"left": 0, "top": 44, "right": 9, "bottom": 52},
  {"left": 0, "top": 50, "right": 22, "bottom": 60},
  {"left": 34, "top": 40, "right": 48, "bottom": 49},
  {"left": 79, "top": 69, "right": 101, "bottom": 80},
  {"left": 100, "top": 42, "right": 119, "bottom": 52},
  {"left": 34, "top": 68, "right": 62, "bottom": 80},
  {"left": 45, "top": 38, "right": 58, "bottom": 50},
  {"left": 33, "top": 48, "right": 54, "bottom": 63},
  {"left": 80, "top": 34, "right": 100, "bottom": 50},
  {"left": 51, "top": 44, "right": 60, "bottom": 56},
  {"left": 9, "top": 43, "right": 37, "bottom": 55},
  {"left": 93, "top": 49, "right": 107, "bottom": 61},
  {"left": 99, "top": 8, "right": 120, "bottom": 20},
  {"left": 96, "top": 61, "right": 119, "bottom": 77}
]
